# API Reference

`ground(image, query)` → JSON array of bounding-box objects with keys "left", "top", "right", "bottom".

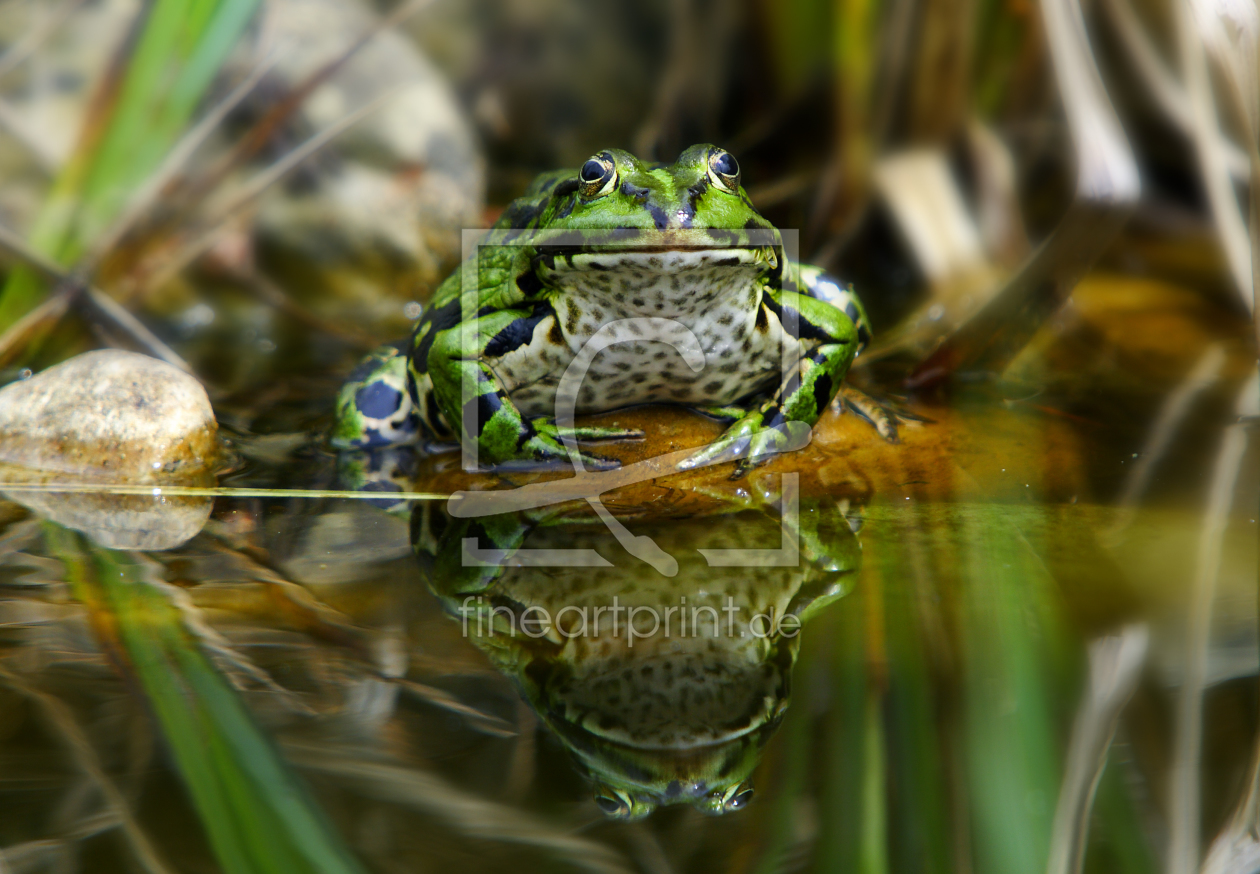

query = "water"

[{"left": 0, "top": 272, "right": 1256, "bottom": 873}]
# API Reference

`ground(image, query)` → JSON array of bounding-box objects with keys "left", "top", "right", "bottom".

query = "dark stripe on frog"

[
  {"left": 497, "top": 199, "right": 543, "bottom": 229},
  {"left": 461, "top": 388, "right": 507, "bottom": 438},
  {"left": 517, "top": 269, "right": 544, "bottom": 297},
  {"left": 552, "top": 177, "right": 580, "bottom": 199},
  {"left": 843, "top": 299, "right": 872, "bottom": 348},
  {"left": 554, "top": 189, "right": 579, "bottom": 220},
  {"left": 484, "top": 300, "right": 557, "bottom": 358},
  {"left": 810, "top": 356, "right": 835, "bottom": 416},
  {"left": 413, "top": 299, "right": 520, "bottom": 372},
  {"left": 412, "top": 299, "right": 462, "bottom": 371},
  {"left": 426, "top": 386, "right": 454, "bottom": 438},
  {"left": 682, "top": 177, "right": 708, "bottom": 227},
  {"left": 646, "top": 200, "right": 670, "bottom": 230},
  {"left": 761, "top": 296, "right": 835, "bottom": 343}
]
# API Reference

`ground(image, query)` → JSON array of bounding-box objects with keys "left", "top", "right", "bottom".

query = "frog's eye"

[
  {"left": 724, "top": 786, "right": 754, "bottom": 812},
  {"left": 595, "top": 793, "right": 632, "bottom": 819},
  {"left": 707, "top": 149, "right": 741, "bottom": 193},
  {"left": 578, "top": 153, "right": 618, "bottom": 197}
]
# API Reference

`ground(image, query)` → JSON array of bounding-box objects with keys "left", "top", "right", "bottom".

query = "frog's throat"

[{"left": 540, "top": 646, "right": 789, "bottom": 751}]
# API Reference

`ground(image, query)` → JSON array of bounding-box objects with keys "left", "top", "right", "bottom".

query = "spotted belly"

[{"left": 490, "top": 278, "right": 796, "bottom": 417}]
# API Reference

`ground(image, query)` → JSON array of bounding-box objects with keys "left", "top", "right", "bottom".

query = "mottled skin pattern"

[
  {"left": 412, "top": 495, "right": 860, "bottom": 819},
  {"left": 334, "top": 145, "right": 879, "bottom": 475}
]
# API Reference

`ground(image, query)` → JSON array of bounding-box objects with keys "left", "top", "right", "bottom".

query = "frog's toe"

[
  {"left": 554, "top": 425, "right": 644, "bottom": 442},
  {"left": 730, "top": 421, "right": 811, "bottom": 478},
  {"left": 834, "top": 386, "right": 904, "bottom": 443},
  {"left": 679, "top": 417, "right": 808, "bottom": 473},
  {"left": 677, "top": 428, "right": 753, "bottom": 471},
  {"left": 520, "top": 432, "right": 623, "bottom": 471}
]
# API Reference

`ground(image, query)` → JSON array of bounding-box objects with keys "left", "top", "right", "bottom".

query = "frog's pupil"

[
  {"left": 595, "top": 795, "right": 623, "bottom": 814},
  {"left": 580, "top": 160, "right": 606, "bottom": 183},
  {"left": 711, "top": 152, "right": 738, "bottom": 179}
]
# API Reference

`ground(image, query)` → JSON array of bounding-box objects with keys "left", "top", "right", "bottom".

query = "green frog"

[
  {"left": 413, "top": 486, "right": 861, "bottom": 819},
  {"left": 334, "top": 144, "right": 889, "bottom": 476}
]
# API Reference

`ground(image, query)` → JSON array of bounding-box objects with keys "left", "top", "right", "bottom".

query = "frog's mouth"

[{"left": 550, "top": 245, "right": 777, "bottom": 275}]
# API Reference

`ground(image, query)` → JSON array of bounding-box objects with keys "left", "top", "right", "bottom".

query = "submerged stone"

[{"left": 0, "top": 350, "right": 218, "bottom": 480}]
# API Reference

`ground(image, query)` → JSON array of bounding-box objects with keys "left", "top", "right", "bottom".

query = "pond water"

[{"left": 0, "top": 263, "right": 1256, "bottom": 874}]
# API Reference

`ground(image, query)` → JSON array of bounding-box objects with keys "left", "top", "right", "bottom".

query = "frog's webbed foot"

[
  {"left": 834, "top": 385, "right": 907, "bottom": 443},
  {"left": 518, "top": 420, "right": 643, "bottom": 472},
  {"left": 677, "top": 414, "right": 811, "bottom": 479}
]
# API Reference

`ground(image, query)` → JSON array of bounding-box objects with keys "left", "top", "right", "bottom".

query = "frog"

[
  {"left": 411, "top": 484, "right": 862, "bottom": 819},
  {"left": 333, "top": 144, "right": 893, "bottom": 477}
]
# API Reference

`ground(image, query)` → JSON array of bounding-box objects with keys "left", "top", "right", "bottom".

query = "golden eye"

[
  {"left": 579, "top": 153, "right": 618, "bottom": 197},
  {"left": 707, "top": 149, "right": 741, "bottom": 192}
]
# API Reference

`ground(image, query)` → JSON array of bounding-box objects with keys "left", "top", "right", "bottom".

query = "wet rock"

[{"left": 0, "top": 350, "right": 218, "bottom": 480}]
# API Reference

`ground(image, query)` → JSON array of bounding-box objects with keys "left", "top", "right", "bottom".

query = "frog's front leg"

[
  {"left": 680, "top": 290, "right": 858, "bottom": 478},
  {"left": 426, "top": 308, "right": 640, "bottom": 470}
]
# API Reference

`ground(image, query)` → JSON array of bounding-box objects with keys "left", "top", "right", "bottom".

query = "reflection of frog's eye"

[
  {"left": 595, "top": 794, "right": 631, "bottom": 818},
  {"left": 707, "top": 149, "right": 741, "bottom": 192},
  {"left": 579, "top": 154, "right": 617, "bottom": 197},
  {"left": 725, "top": 787, "right": 754, "bottom": 812}
]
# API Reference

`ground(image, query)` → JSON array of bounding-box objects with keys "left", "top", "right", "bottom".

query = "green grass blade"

[{"left": 0, "top": 0, "right": 261, "bottom": 332}]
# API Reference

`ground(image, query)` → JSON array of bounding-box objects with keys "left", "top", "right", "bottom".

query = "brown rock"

[{"left": 0, "top": 350, "right": 218, "bottom": 480}]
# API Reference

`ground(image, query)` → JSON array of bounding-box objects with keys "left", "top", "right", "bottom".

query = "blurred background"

[{"left": 0, "top": 0, "right": 1257, "bottom": 872}]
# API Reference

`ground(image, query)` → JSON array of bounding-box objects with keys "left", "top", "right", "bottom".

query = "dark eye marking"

[{"left": 552, "top": 178, "right": 580, "bottom": 199}]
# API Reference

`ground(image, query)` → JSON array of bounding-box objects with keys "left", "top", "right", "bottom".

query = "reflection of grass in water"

[
  {"left": 753, "top": 504, "right": 1160, "bottom": 874},
  {"left": 44, "top": 522, "right": 366, "bottom": 874}
]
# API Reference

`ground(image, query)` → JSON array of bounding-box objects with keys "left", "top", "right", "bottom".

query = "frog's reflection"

[{"left": 411, "top": 482, "right": 862, "bottom": 820}]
